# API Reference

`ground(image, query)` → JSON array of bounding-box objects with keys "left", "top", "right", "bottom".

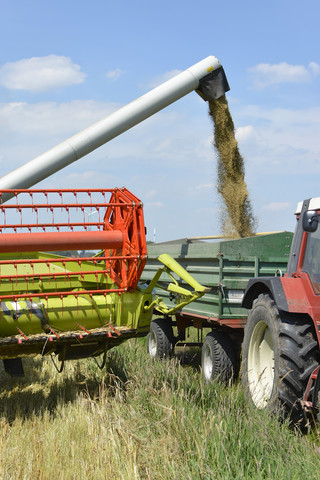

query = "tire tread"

[{"left": 242, "top": 293, "right": 319, "bottom": 426}]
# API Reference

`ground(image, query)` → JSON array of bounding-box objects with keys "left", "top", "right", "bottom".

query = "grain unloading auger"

[{"left": 0, "top": 56, "right": 229, "bottom": 376}]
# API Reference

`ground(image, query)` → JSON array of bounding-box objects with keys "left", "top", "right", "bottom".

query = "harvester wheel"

[
  {"left": 242, "top": 293, "right": 318, "bottom": 426},
  {"left": 201, "top": 330, "right": 235, "bottom": 384},
  {"left": 147, "top": 318, "right": 174, "bottom": 359}
]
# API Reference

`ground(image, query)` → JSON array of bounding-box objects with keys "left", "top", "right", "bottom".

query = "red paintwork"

[
  {"left": 281, "top": 274, "right": 320, "bottom": 309},
  {"left": 0, "top": 230, "right": 123, "bottom": 253},
  {"left": 301, "top": 365, "right": 320, "bottom": 408},
  {"left": 104, "top": 188, "right": 147, "bottom": 290},
  {"left": 0, "top": 188, "right": 147, "bottom": 293},
  {"left": 176, "top": 311, "right": 246, "bottom": 329},
  {"left": 280, "top": 230, "right": 320, "bottom": 344},
  {"left": 280, "top": 275, "right": 320, "bottom": 343}
]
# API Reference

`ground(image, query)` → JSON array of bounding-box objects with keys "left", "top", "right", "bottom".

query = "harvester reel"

[{"left": 104, "top": 187, "right": 147, "bottom": 291}]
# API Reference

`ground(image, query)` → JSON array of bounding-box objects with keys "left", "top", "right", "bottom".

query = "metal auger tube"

[{"left": 0, "top": 56, "right": 229, "bottom": 198}]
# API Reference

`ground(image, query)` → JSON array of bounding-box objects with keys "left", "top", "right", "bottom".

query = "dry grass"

[{"left": 0, "top": 340, "right": 319, "bottom": 479}]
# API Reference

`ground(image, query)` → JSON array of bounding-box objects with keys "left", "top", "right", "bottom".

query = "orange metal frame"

[{"left": 0, "top": 188, "right": 147, "bottom": 300}]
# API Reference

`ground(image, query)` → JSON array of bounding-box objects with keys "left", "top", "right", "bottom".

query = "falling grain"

[{"left": 209, "top": 96, "right": 256, "bottom": 238}]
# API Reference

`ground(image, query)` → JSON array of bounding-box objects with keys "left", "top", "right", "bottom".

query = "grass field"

[{"left": 0, "top": 337, "right": 319, "bottom": 479}]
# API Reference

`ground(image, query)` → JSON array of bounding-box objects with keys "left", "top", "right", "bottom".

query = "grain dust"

[{"left": 209, "top": 95, "right": 256, "bottom": 238}]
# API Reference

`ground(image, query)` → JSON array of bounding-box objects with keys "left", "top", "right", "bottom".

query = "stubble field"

[{"left": 0, "top": 337, "right": 319, "bottom": 479}]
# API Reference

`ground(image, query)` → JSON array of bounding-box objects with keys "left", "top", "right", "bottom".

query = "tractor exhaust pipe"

[{"left": 0, "top": 56, "right": 229, "bottom": 197}]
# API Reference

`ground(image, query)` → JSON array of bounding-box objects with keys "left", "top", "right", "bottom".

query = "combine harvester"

[{"left": 0, "top": 55, "right": 229, "bottom": 377}]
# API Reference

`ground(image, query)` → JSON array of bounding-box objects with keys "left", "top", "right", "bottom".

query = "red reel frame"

[
  {"left": 104, "top": 187, "right": 147, "bottom": 291},
  {"left": 0, "top": 187, "right": 148, "bottom": 295}
]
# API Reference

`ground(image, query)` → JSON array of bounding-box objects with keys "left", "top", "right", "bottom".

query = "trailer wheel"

[
  {"left": 147, "top": 318, "right": 174, "bottom": 359},
  {"left": 242, "top": 293, "right": 318, "bottom": 425},
  {"left": 201, "top": 330, "right": 235, "bottom": 384}
]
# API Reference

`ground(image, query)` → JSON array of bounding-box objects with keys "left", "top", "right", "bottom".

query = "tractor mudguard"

[{"left": 242, "top": 276, "right": 289, "bottom": 312}]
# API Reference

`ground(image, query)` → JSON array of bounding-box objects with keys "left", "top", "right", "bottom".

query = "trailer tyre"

[
  {"left": 242, "top": 294, "right": 318, "bottom": 426},
  {"left": 201, "top": 330, "right": 235, "bottom": 384},
  {"left": 147, "top": 318, "right": 174, "bottom": 359}
]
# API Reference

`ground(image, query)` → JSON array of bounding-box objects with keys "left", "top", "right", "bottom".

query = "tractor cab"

[{"left": 290, "top": 197, "right": 320, "bottom": 295}]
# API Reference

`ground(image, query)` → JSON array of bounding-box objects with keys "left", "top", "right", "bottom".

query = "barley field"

[{"left": 0, "top": 337, "right": 319, "bottom": 479}]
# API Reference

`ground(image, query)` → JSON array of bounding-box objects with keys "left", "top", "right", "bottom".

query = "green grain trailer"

[{"left": 141, "top": 232, "right": 293, "bottom": 381}]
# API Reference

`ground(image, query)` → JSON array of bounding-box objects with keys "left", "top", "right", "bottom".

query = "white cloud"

[
  {"left": 144, "top": 201, "right": 163, "bottom": 208},
  {"left": 51, "top": 170, "right": 117, "bottom": 189},
  {"left": 248, "top": 61, "right": 320, "bottom": 89},
  {"left": 309, "top": 61, "right": 320, "bottom": 76},
  {"left": 145, "top": 69, "right": 181, "bottom": 89},
  {"left": 233, "top": 104, "right": 320, "bottom": 173},
  {"left": 195, "top": 182, "right": 215, "bottom": 190},
  {"left": 235, "top": 125, "right": 265, "bottom": 145},
  {"left": 262, "top": 202, "right": 291, "bottom": 212},
  {"left": 144, "top": 189, "right": 157, "bottom": 199},
  {"left": 106, "top": 68, "right": 124, "bottom": 81},
  {"left": 236, "top": 125, "right": 254, "bottom": 142},
  {"left": 0, "top": 97, "right": 214, "bottom": 197},
  {"left": 0, "top": 100, "right": 119, "bottom": 135},
  {"left": 0, "top": 55, "right": 87, "bottom": 92}
]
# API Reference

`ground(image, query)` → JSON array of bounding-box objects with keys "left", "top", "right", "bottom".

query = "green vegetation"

[{"left": 0, "top": 339, "right": 319, "bottom": 479}]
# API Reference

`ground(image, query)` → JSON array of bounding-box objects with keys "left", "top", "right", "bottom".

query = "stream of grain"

[{"left": 209, "top": 95, "right": 256, "bottom": 238}]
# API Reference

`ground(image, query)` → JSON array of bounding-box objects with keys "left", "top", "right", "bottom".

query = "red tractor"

[{"left": 242, "top": 197, "right": 320, "bottom": 425}]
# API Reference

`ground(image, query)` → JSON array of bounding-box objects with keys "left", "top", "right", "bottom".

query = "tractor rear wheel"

[
  {"left": 242, "top": 293, "right": 318, "bottom": 426},
  {"left": 201, "top": 330, "right": 235, "bottom": 384},
  {"left": 147, "top": 318, "right": 174, "bottom": 359}
]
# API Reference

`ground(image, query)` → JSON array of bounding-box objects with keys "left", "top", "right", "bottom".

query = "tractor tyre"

[
  {"left": 147, "top": 318, "right": 174, "bottom": 359},
  {"left": 201, "top": 330, "right": 236, "bottom": 384},
  {"left": 242, "top": 293, "right": 318, "bottom": 426}
]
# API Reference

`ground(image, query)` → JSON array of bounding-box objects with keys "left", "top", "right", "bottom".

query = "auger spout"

[{"left": 0, "top": 56, "right": 229, "bottom": 198}]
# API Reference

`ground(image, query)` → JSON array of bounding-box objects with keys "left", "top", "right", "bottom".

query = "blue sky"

[{"left": 0, "top": 0, "right": 319, "bottom": 241}]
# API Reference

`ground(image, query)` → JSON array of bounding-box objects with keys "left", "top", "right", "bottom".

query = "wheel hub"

[
  {"left": 247, "top": 320, "right": 275, "bottom": 408},
  {"left": 148, "top": 330, "right": 158, "bottom": 358},
  {"left": 202, "top": 343, "right": 213, "bottom": 381}
]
